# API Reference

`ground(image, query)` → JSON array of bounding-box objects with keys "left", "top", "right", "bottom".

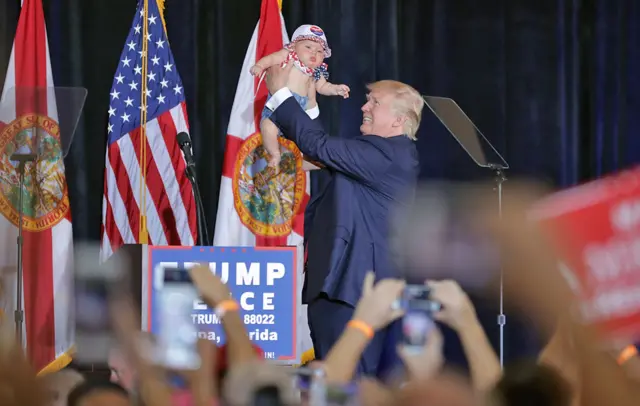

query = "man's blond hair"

[{"left": 366, "top": 80, "right": 424, "bottom": 140}]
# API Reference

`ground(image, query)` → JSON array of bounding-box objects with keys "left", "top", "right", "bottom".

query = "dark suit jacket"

[{"left": 271, "top": 95, "right": 419, "bottom": 306}]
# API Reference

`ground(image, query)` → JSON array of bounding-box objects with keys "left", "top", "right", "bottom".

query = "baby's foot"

[{"left": 268, "top": 154, "right": 281, "bottom": 168}]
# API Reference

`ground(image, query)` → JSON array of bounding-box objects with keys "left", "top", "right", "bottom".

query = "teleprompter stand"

[{"left": 423, "top": 96, "right": 510, "bottom": 367}]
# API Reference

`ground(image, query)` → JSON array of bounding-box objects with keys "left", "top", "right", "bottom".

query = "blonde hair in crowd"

[{"left": 366, "top": 80, "right": 425, "bottom": 140}]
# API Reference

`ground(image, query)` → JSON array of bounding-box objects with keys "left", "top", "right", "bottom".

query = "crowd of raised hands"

[{"left": 0, "top": 181, "right": 639, "bottom": 406}]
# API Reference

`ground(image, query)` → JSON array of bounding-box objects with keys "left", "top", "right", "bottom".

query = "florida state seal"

[
  {"left": 0, "top": 114, "right": 70, "bottom": 231},
  {"left": 232, "top": 133, "right": 306, "bottom": 237}
]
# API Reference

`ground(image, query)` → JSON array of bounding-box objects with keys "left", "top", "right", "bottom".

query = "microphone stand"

[
  {"left": 185, "top": 164, "right": 209, "bottom": 246},
  {"left": 11, "top": 153, "right": 37, "bottom": 345}
]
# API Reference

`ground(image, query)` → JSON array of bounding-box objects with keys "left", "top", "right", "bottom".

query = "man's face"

[
  {"left": 360, "top": 90, "right": 402, "bottom": 137},
  {"left": 293, "top": 40, "right": 325, "bottom": 69}
]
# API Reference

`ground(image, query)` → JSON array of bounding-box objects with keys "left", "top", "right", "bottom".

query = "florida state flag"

[{"left": 0, "top": 0, "right": 74, "bottom": 373}]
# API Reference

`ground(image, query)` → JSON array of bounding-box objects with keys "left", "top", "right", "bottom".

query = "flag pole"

[{"left": 139, "top": 0, "right": 150, "bottom": 244}]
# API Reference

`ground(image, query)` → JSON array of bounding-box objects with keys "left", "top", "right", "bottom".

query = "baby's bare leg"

[
  {"left": 261, "top": 118, "right": 281, "bottom": 168},
  {"left": 306, "top": 79, "right": 317, "bottom": 110}
]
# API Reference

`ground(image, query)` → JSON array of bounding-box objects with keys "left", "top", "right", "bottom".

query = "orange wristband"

[
  {"left": 347, "top": 320, "right": 374, "bottom": 339},
  {"left": 617, "top": 345, "right": 638, "bottom": 365},
  {"left": 215, "top": 300, "right": 240, "bottom": 318}
]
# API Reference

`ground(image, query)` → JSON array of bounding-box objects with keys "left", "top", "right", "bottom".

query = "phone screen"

[
  {"left": 400, "top": 285, "right": 438, "bottom": 353},
  {"left": 156, "top": 267, "right": 201, "bottom": 370},
  {"left": 74, "top": 243, "right": 123, "bottom": 364},
  {"left": 75, "top": 277, "right": 113, "bottom": 363},
  {"left": 402, "top": 309, "right": 434, "bottom": 352}
]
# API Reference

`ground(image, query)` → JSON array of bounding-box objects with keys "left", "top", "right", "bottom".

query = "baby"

[{"left": 251, "top": 24, "right": 350, "bottom": 168}]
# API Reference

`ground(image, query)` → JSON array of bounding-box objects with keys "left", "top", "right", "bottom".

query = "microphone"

[
  {"left": 177, "top": 132, "right": 196, "bottom": 179},
  {"left": 175, "top": 131, "right": 210, "bottom": 246}
]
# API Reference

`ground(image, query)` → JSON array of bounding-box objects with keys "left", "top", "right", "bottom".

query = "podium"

[{"left": 103, "top": 243, "right": 308, "bottom": 365}]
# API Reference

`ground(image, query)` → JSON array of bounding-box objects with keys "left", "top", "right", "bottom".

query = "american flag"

[{"left": 101, "top": 0, "right": 196, "bottom": 260}]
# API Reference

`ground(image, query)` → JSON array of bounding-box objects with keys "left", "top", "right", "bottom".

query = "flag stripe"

[
  {"left": 161, "top": 105, "right": 196, "bottom": 241},
  {"left": 167, "top": 103, "right": 197, "bottom": 242},
  {"left": 108, "top": 142, "right": 141, "bottom": 240},
  {"left": 51, "top": 219, "right": 73, "bottom": 358},
  {"left": 105, "top": 156, "right": 137, "bottom": 244},
  {"left": 221, "top": 134, "right": 244, "bottom": 179},
  {"left": 14, "top": 0, "right": 56, "bottom": 370},
  {"left": 118, "top": 132, "right": 166, "bottom": 246},
  {"left": 103, "top": 194, "right": 124, "bottom": 253},
  {"left": 130, "top": 126, "right": 179, "bottom": 244}
]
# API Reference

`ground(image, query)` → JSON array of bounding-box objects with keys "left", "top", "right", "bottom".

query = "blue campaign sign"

[{"left": 146, "top": 246, "right": 297, "bottom": 361}]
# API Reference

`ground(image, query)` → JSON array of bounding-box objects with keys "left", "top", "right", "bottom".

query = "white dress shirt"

[{"left": 265, "top": 87, "right": 320, "bottom": 119}]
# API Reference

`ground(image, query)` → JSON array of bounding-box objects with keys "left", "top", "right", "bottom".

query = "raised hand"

[{"left": 351, "top": 272, "right": 405, "bottom": 330}]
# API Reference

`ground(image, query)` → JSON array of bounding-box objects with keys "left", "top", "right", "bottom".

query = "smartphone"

[
  {"left": 400, "top": 285, "right": 439, "bottom": 353},
  {"left": 154, "top": 266, "right": 201, "bottom": 370},
  {"left": 74, "top": 243, "right": 124, "bottom": 364},
  {"left": 402, "top": 284, "right": 442, "bottom": 312}
]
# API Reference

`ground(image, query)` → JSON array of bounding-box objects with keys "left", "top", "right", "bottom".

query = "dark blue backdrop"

[{"left": 1, "top": 0, "right": 639, "bottom": 367}]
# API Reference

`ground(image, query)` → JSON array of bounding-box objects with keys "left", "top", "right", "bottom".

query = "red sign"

[{"left": 531, "top": 167, "right": 640, "bottom": 343}]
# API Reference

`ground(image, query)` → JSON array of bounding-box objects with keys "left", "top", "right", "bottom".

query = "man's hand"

[{"left": 265, "top": 62, "right": 293, "bottom": 94}]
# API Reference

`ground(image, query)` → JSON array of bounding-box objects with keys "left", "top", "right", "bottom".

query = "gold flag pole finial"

[{"left": 138, "top": 0, "right": 150, "bottom": 244}]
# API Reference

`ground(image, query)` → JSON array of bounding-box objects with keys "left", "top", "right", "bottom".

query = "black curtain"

[{"left": 2, "top": 0, "right": 640, "bottom": 365}]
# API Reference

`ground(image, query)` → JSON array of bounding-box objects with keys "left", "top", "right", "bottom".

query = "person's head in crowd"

[
  {"left": 40, "top": 368, "right": 85, "bottom": 406},
  {"left": 251, "top": 385, "right": 282, "bottom": 406},
  {"left": 394, "top": 372, "right": 477, "bottom": 406},
  {"left": 488, "top": 361, "right": 572, "bottom": 406},
  {"left": 108, "top": 347, "right": 135, "bottom": 391},
  {"left": 361, "top": 80, "right": 424, "bottom": 140},
  {"left": 67, "top": 379, "right": 129, "bottom": 406},
  {"left": 223, "top": 360, "right": 297, "bottom": 406}
]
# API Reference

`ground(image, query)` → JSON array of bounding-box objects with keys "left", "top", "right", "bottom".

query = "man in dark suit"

[{"left": 264, "top": 63, "right": 423, "bottom": 375}]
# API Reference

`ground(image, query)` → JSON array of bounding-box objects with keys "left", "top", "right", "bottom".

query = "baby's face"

[{"left": 294, "top": 40, "right": 325, "bottom": 68}]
